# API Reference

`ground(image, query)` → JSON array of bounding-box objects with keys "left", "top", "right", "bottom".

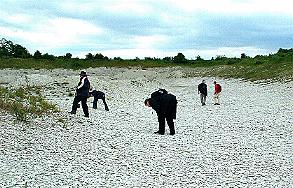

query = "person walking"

[
  {"left": 144, "top": 89, "right": 177, "bottom": 135},
  {"left": 198, "top": 80, "right": 207, "bottom": 106},
  {"left": 69, "top": 71, "right": 91, "bottom": 117},
  {"left": 213, "top": 81, "right": 221, "bottom": 105},
  {"left": 89, "top": 90, "right": 109, "bottom": 111}
]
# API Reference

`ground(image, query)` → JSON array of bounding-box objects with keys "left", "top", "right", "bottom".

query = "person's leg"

[
  {"left": 156, "top": 115, "right": 165, "bottom": 134},
  {"left": 200, "top": 93, "right": 204, "bottom": 105},
  {"left": 93, "top": 97, "right": 98, "bottom": 109},
  {"left": 217, "top": 93, "right": 220, "bottom": 104},
  {"left": 81, "top": 96, "right": 89, "bottom": 117},
  {"left": 200, "top": 93, "right": 206, "bottom": 105},
  {"left": 166, "top": 116, "right": 175, "bottom": 135},
  {"left": 70, "top": 96, "right": 81, "bottom": 113},
  {"left": 214, "top": 93, "right": 220, "bottom": 104},
  {"left": 213, "top": 94, "right": 217, "bottom": 104},
  {"left": 203, "top": 95, "right": 207, "bottom": 105},
  {"left": 102, "top": 97, "right": 109, "bottom": 111}
]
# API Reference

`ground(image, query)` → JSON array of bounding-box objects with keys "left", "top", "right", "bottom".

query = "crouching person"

[
  {"left": 89, "top": 90, "right": 109, "bottom": 111},
  {"left": 144, "top": 89, "right": 177, "bottom": 135}
]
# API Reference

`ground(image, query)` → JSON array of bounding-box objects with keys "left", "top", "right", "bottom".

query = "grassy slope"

[
  {"left": 0, "top": 55, "right": 292, "bottom": 82},
  {"left": 190, "top": 62, "right": 293, "bottom": 82}
]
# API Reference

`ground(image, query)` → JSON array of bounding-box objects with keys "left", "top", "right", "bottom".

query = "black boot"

[{"left": 154, "top": 131, "right": 164, "bottom": 135}]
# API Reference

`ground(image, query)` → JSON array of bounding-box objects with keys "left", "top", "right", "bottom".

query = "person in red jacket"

[{"left": 213, "top": 81, "right": 221, "bottom": 105}]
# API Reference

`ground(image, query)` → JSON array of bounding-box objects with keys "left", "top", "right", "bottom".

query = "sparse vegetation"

[
  {"left": 1, "top": 38, "right": 293, "bottom": 82},
  {"left": 0, "top": 85, "right": 59, "bottom": 122}
]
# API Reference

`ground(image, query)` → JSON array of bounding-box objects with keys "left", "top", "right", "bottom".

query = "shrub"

[{"left": 0, "top": 85, "right": 59, "bottom": 122}]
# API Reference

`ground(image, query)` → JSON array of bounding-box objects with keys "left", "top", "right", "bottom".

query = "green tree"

[
  {"left": 0, "top": 38, "right": 31, "bottom": 58},
  {"left": 65, "top": 53, "right": 72, "bottom": 59},
  {"left": 33, "top": 50, "right": 42, "bottom": 59},
  {"left": 94, "top": 53, "right": 104, "bottom": 60},
  {"left": 0, "top": 38, "right": 13, "bottom": 57},
  {"left": 163, "top": 57, "right": 172, "bottom": 61},
  {"left": 13, "top": 44, "right": 31, "bottom": 58},
  {"left": 114, "top": 57, "right": 123, "bottom": 61},
  {"left": 144, "top": 57, "right": 153, "bottom": 60},
  {"left": 42, "top": 53, "right": 55, "bottom": 60},
  {"left": 196, "top": 55, "right": 203, "bottom": 61},
  {"left": 241, "top": 53, "right": 248, "bottom": 59},
  {"left": 173, "top": 53, "right": 187, "bottom": 63},
  {"left": 215, "top": 55, "right": 227, "bottom": 61},
  {"left": 85, "top": 53, "right": 94, "bottom": 60}
]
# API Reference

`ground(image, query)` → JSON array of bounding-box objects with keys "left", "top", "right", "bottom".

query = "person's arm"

[
  {"left": 77, "top": 77, "right": 85, "bottom": 89},
  {"left": 150, "top": 97, "right": 160, "bottom": 114},
  {"left": 198, "top": 84, "right": 200, "bottom": 94}
]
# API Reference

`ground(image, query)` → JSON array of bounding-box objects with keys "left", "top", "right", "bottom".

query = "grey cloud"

[
  {"left": 1, "top": 0, "right": 293, "bottom": 58},
  {"left": 159, "top": 13, "right": 293, "bottom": 52}
]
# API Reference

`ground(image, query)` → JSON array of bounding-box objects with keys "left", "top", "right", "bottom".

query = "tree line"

[
  {"left": 0, "top": 38, "right": 110, "bottom": 61},
  {"left": 0, "top": 38, "right": 190, "bottom": 62},
  {"left": 1, "top": 38, "right": 293, "bottom": 64}
]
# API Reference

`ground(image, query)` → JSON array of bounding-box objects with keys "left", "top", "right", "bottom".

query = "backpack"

[{"left": 218, "top": 84, "right": 222, "bottom": 92}]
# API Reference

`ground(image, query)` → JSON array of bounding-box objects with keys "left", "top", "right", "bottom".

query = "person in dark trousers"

[
  {"left": 198, "top": 80, "right": 207, "bottom": 106},
  {"left": 145, "top": 89, "right": 177, "bottom": 135},
  {"left": 89, "top": 90, "right": 109, "bottom": 111},
  {"left": 69, "top": 71, "right": 91, "bottom": 117}
]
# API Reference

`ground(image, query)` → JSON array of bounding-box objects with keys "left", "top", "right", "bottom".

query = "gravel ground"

[{"left": 0, "top": 67, "right": 292, "bottom": 188}]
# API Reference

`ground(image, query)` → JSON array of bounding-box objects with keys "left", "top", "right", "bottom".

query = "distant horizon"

[
  {"left": 1, "top": 0, "right": 293, "bottom": 59},
  {"left": 2, "top": 37, "right": 292, "bottom": 61}
]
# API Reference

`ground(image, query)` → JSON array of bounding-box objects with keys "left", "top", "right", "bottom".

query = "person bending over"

[
  {"left": 89, "top": 90, "right": 109, "bottom": 111},
  {"left": 145, "top": 89, "right": 177, "bottom": 135}
]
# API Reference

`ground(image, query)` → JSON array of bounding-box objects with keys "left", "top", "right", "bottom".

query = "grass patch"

[
  {"left": 192, "top": 61, "right": 293, "bottom": 82},
  {"left": 182, "top": 56, "right": 293, "bottom": 82},
  {"left": 0, "top": 85, "right": 59, "bottom": 122}
]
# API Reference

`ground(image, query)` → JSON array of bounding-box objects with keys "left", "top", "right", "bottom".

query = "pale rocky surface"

[{"left": 0, "top": 67, "right": 292, "bottom": 187}]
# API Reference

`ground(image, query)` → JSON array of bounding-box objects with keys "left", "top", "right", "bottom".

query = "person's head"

[
  {"left": 202, "top": 80, "right": 206, "bottom": 84},
  {"left": 79, "top": 71, "right": 87, "bottom": 78},
  {"left": 214, "top": 81, "right": 217, "bottom": 85},
  {"left": 144, "top": 98, "right": 151, "bottom": 107}
]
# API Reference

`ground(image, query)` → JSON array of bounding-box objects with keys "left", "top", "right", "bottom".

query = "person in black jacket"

[
  {"left": 198, "top": 80, "right": 207, "bottom": 106},
  {"left": 69, "top": 71, "right": 91, "bottom": 117},
  {"left": 89, "top": 90, "right": 109, "bottom": 111},
  {"left": 145, "top": 89, "right": 177, "bottom": 135}
]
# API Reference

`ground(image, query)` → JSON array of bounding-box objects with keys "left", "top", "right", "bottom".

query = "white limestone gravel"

[{"left": 0, "top": 67, "right": 292, "bottom": 187}]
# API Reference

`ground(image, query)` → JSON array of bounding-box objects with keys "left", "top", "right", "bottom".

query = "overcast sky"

[{"left": 1, "top": 0, "right": 293, "bottom": 59}]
